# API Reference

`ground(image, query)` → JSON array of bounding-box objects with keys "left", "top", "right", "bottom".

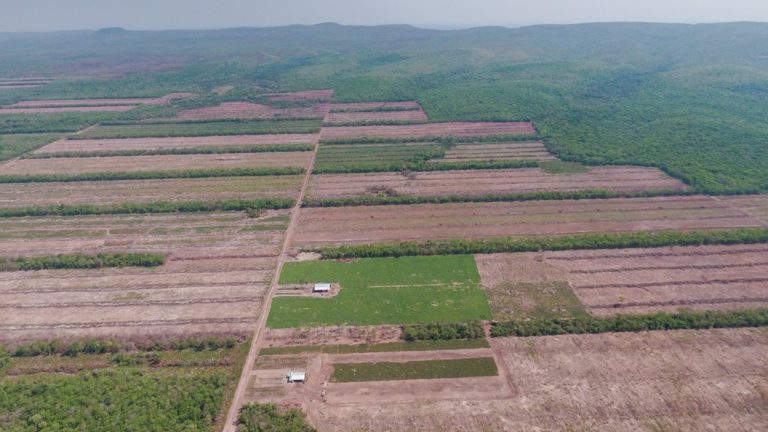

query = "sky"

[{"left": 2, "top": 0, "right": 767, "bottom": 32}]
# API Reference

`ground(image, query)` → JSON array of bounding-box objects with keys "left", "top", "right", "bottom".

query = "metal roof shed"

[
  {"left": 288, "top": 371, "right": 306, "bottom": 383},
  {"left": 313, "top": 283, "right": 331, "bottom": 293}
]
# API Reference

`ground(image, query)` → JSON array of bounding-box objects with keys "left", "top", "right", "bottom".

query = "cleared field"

[
  {"left": 306, "top": 328, "right": 768, "bottom": 431},
  {"left": 0, "top": 105, "right": 138, "bottom": 114},
  {"left": 292, "top": 196, "right": 765, "bottom": 247},
  {"left": 75, "top": 119, "right": 322, "bottom": 139},
  {"left": 436, "top": 141, "right": 556, "bottom": 162},
  {"left": 176, "top": 102, "right": 328, "bottom": 120},
  {"left": 476, "top": 243, "right": 768, "bottom": 317},
  {"left": 0, "top": 211, "right": 289, "bottom": 344},
  {"left": 314, "top": 142, "right": 440, "bottom": 171},
  {"left": 324, "top": 109, "right": 428, "bottom": 124},
  {"left": 264, "top": 89, "right": 335, "bottom": 101},
  {"left": 7, "top": 93, "right": 193, "bottom": 108},
  {"left": 328, "top": 101, "right": 422, "bottom": 111},
  {"left": 308, "top": 166, "right": 688, "bottom": 199},
  {"left": 0, "top": 152, "right": 312, "bottom": 175},
  {"left": 0, "top": 175, "right": 303, "bottom": 208},
  {"left": 34, "top": 134, "right": 319, "bottom": 153},
  {"left": 722, "top": 195, "right": 768, "bottom": 224},
  {"left": 320, "top": 121, "right": 536, "bottom": 140}
]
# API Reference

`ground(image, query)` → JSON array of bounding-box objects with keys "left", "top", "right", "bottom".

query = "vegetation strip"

[
  {"left": 237, "top": 403, "right": 316, "bottom": 432},
  {"left": 0, "top": 198, "right": 294, "bottom": 218},
  {"left": 0, "top": 167, "right": 304, "bottom": 183},
  {"left": 322, "top": 119, "right": 429, "bottom": 126},
  {"left": 315, "top": 228, "right": 768, "bottom": 258},
  {"left": 22, "top": 144, "right": 315, "bottom": 159},
  {"left": 0, "top": 253, "right": 165, "bottom": 271},
  {"left": 303, "top": 189, "right": 693, "bottom": 207},
  {"left": 330, "top": 357, "right": 498, "bottom": 382},
  {"left": 320, "top": 134, "right": 539, "bottom": 145},
  {"left": 70, "top": 119, "right": 322, "bottom": 139},
  {"left": 312, "top": 159, "right": 539, "bottom": 174},
  {"left": 491, "top": 309, "right": 768, "bottom": 337},
  {"left": 401, "top": 321, "right": 486, "bottom": 341},
  {"left": 259, "top": 339, "right": 489, "bottom": 356}
]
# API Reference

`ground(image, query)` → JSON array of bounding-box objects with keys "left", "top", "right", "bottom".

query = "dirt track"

[{"left": 35, "top": 134, "right": 319, "bottom": 153}]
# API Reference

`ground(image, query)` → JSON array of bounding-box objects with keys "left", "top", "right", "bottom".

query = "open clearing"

[
  {"left": 292, "top": 195, "right": 765, "bottom": 247},
  {"left": 476, "top": 243, "right": 768, "bottom": 317},
  {"left": 264, "top": 89, "right": 335, "bottom": 102},
  {"left": 328, "top": 101, "right": 422, "bottom": 111},
  {"left": 0, "top": 151, "right": 312, "bottom": 175},
  {"left": 308, "top": 166, "right": 687, "bottom": 199},
  {"left": 34, "top": 134, "right": 319, "bottom": 153},
  {"left": 268, "top": 255, "right": 491, "bottom": 328},
  {"left": 436, "top": 141, "right": 556, "bottom": 162},
  {"left": 323, "top": 109, "right": 428, "bottom": 124},
  {"left": 176, "top": 102, "right": 328, "bottom": 120},
  {"left": 0, "top": 211, "right": 289, "bottom": 345},
  {"left": 320, "top": 121, "right": 537, "bottom": 140},
  {"left": 0, "top": 175, "right": 303, "bottom": 207},
  {"left": 305, "top": 328, "right": 768, "bottom": 431}
]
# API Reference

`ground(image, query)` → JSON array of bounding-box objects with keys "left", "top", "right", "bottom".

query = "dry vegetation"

[
  {"left": 436, "top": 141, "right": 556, "bottom": 162},
  {"left": 176, "top": 102, "right": 328, "bottom": 120},
  {"left": 34, "top": 134, "right": 319, "bottom": 153},
  {"left": 320, "top": 121, "right": 536, "bottom": 140}
]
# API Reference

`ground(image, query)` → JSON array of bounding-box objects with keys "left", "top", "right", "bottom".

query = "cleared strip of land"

[
  {"left": 324, "top": 110, "right": 428, "bottom": 124},
  {"left": 0, "top": 152, "right": 312, "bottom": 175},
  {"left": 264, "top": 89, "right": 335, "bottom": 102},
  {"left": 320, "top": 121, "right": 536, "bottom": 140},
  {"left": 436, "top": 141, "right": 556, "bottom": 162},
  {"left": 328, "top": 101, "right": 421, "bottom": 111},
  {"left": 34, "top": 134, "right": 319, "bottom": 153},
  {"left": 74, "top": 119, "right": 322, "bottom": 139},
  {"left": 176, "top": 102, "right": 327, "bottom": 120},
  {"left": 7, "top": 93, "right": 193, "bottom": 108},
  {"left": 292, "top": 196, "right": 765, "bottom": 246},
  {"left": 307, "top": 166, "right": 687, "bottom": 199},
  {"left": 0, "top": 105, "right": 138, "bottom": 114}
]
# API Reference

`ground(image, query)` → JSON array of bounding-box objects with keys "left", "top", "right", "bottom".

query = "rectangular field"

[
  {"left": 0, "top": 105, "right": 138, "bottom": 114},
  {"left": 268, "top": 255, "right": 491, "bottom": 328},
  {"left": 328, "top": 101, "right": 422, "bottom": 112},
  {"left": 176, "top": 102, "right": 328, "bottom": 120},
  {"left": 306, "top": 328, "right": 768, "bottom": 431},
  {"left": 323, "top": 109, "right": 428, "bottom": 124},
  {"left": 7, "top": 93, "right": 193, "bottom": 108},
  {"left": 722, "top": 195, "right": 768, "bottom": 224},
  {"left": 0, "top": 211, "right": 289, "bottom": 344},
  {"left": 0, "top": 152, "right": 312, "bottom": 175},
  {"left": 74, "top": 119, "right": 322, "bottom": 139},
  {"left": 476, "top": 243, "right": 768, "bottom": 317},
  {"left": 291, "top": 196, "right": 765, "bottom": 247},
  {"left": 0, "top": 175, "right": 304, "bottom": 208},
  {"left": 436, "top": 141, "right": 556, "bottom": 162},
  {"left": 330, "top": 357, "right": 498, "bottom": 382},
  {"left": 314, "top": 142, "right": 440, "bottom": 171},
  {"left": 320, "top": 121, "right": 537, "bottom": 140},
  {"left": 264, "top": 89, "right": 335, "bottom": 102},
  {"left": 34, "top": 134, "right": 319, "bottom": 153},
  {"left": 307, "top": 166, "right": 688, "bottom": 199}
]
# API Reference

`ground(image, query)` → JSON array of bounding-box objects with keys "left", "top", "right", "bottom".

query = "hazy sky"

[{"left": 2, "top": 0, "right": 767, "bottom": 32}]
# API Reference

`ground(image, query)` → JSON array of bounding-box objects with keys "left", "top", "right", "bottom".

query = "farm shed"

[
  {"left": 288, "top": 371, "right": 306, "bottom": 383},
  {"left": 313, "top": 283, "right": 331, "bottom": 293}
]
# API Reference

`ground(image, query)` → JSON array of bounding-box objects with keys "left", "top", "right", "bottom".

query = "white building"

[
  {"left": 288, "top": 371, "right": 306, "bottom": 383},
  {"left": 313, "top": 283, "right": 331, "bottom": 293}
]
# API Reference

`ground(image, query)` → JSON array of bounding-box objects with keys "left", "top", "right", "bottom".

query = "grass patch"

[
  {"left": 540, "top": 160, "right": 589, "bottom": 174},
  {"left": 0, "top": 134, "right": 60, "bottom": 161},
  {"left": 268, "top": 255, "right": 492, "bottom": 328},
  {"left": 330, "top": 357, "right": 498, "bottom": 382},
  {"left": 259, "top": 339, "right": 490, "bottom": 356},
  {"left": 487, "top": 281, "right": 589, "bottom": 321},
  {"left": 22, "top": 143, "right": 315, "bottom": 159},
  {"left": 73, "top": 119, "right": 321, "bottom": 139}
]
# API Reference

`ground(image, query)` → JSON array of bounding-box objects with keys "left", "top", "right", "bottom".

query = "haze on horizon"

[{"left": 1, "top": 0, "right": 767, "bottom": 32}]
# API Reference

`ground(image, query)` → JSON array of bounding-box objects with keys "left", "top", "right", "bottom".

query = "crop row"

[
  {"left": 71, "top": 119, "right": 322, "bottom": 139},
  {"left": 23, "top": 144, "right": 315, "bottom": 159},
  {"left": 5, "top": 336, "right": 240, "bottom": 358},
  {"left": 0, "top": 167, "right": 304, "bottom": 183},
  {"left": 320, "top": 133, "right": 539, "bottom": 145},
  {"left": 0, "top": 252, "right": 165, "bottom": 272}
]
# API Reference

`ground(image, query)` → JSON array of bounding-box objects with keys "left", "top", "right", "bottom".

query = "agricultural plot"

[
  {"left": 7, "top": 93, "right": 193, "bottom": 108},
  {"left": 328, "top": 101, "right": 422, "bottom": 111},
  {"left": 721, "top": 194, "right": 768, "bottom": 224},
  {"left": 314, "top": 142, "right": 441, "bottom": 172},
  {"left": 320, "top": 121, "right": 537, "bottom": 141},
  {"left": 34, "top": 133, "right": 319, "bottom": 153},
  {"left": 0, "top": 211, "right": 289, "bottom": 345},
  {"left": 0, "top": 134, "right": 60, "bottom": 161},
  {"left": 323, "top": 109, "right": 428, "bottom": 124},
  {"left": 267, "top": 255, "right": 491, "bottom": 328},
  {"left": 307, "top": 166, "right": 687, "bottom": 200},
  {"left": 0, "top": 175, "right": 304, "bottom": 208},
  {"left": 435, "top": 141, "right": 556, "bottom": 162},
  {"left": 306, "top": 328, "right": 768, "bottom": 431},
  {"left": 476, "top": 243, "right": 768, "bottom": 318},
  {"left": 0, "top": 105, "right": 138, "bottom": 114},
  {"left": 0, "top": 77, "right": 53, "bottom": 89},
  {"left": 176, "top": 102, "right": 328, "bottom": 120},
  {"left": 292, "top": 196, "right": 765, "bottom": 247},
  {"left": 74, "top": 119, "right": 322, "bottom": 139},
  {"left": 0, "top": 151, "right": 312, "bottom": 175},
  {"left": 263, "top": 89, "right": 335, "bottom": 102}
]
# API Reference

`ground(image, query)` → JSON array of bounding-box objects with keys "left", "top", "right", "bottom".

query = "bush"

[
  {"left": 237, "top": 403, "right": 316, "bottom": 432},
  {"left": 401, "top": 321, "right": 485, "bottom": 341}
]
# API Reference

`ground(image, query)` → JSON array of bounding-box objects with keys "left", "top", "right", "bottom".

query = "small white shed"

[
  {"left": 288, "top": 371, "right": 306, "bottom": 383},
  {"left": 313, "top": 283, "right": 331, "bottom": 293}
]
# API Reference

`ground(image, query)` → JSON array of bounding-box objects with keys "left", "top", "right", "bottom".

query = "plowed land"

[
  {"left": 320, "top": 121, "right": 536, "bottom": 140},
  {"left": 34, "top": 134, "right": 319, "bottom": 153}
]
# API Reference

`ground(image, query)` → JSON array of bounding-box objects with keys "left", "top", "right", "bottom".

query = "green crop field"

[
  {"left": 330, "top": 357, "right": 498, "bottom": 382},
  {"left": 268, "top": 255, "right": 492, "bottom": 328},
  {"left": 313, "top": 143, "right": 443, "bottom": 173},
  {"left": 73, "top": 119, "right": 322, "bottom": 139},
  {"left": 259, "top": 339, "right": 490, "bottom": 356},
  {"left": 0, "top": 134, "right": 60, "bottom": 161}
]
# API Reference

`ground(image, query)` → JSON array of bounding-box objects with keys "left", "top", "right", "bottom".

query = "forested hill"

[{"left": 1, "top": 22, "right": 767, "bottom": 193}]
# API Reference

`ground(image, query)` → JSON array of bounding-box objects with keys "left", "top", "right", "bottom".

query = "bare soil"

[
  {"left": 35, "top": 134, "right": 319, "bottom": 153},
  {"left": 263, "top": 325, "right": 402, "bottom": 348},
  {"left": 176, "top": 102, "right": 328, "bottom": 120},
  {"left": 436, "top": 141, "right": 556, "bottom": 162},
  {"left": 308, "top": 166, "right": 687, "bottom": 199},
  {"left": 7, "top": 93, "right": 194, "bottom": 108},
  {"left": 327, "top": 101, "right": 421, "bottom": 111},
  {"left": 324, "top": 110, "right": 428, "bottom": 123},
  {"left": 320, "top": 122, "right": 537, "bottom": 140},
  {"left": 264, "top": 90, "right": 335, "bottom": 102}
]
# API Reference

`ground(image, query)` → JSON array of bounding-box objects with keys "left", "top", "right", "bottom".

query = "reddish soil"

[
  {"left": 320, "top": 122, "right": 536, "bottom": 140},
  {"left": 436, "top": 141, "right": 556, "bottom": 162},
  {"left": 7, "top": 93, "right": 194, "bottom": 108},
  {"left": 308, "top": 166, "right": 687, "bottom": 199},
  {"left": 0, "top": 175, "right": 304, "bottom": 208},
  {"left": 302, "top": 328, "right": 768, "bottom": 431},
  {"left": 721, "top": 195, "right": 768, "bottom": 224},
  {"left": 264, "top": 89, "right": 335, "bottom": 102},
  {"left": 263, "top": 325, "right": 402, "bottom": 348},
  {"left": 0, "top": 152, "right": 312, "bottom": 175},
  {"left": 328, "top": 101, "right": 421, "bottom": 111},
  {"left": 176, "top": 102, "right": 328, "bottom": 120},
  {"left": 0, "top": 211, "right": 289, "bottom": 344},
  {"left": 324, "top": 110, "right": 428, "bottom": 124},
  {"left": 34, "top": 134, "right": 319, "bottom": 153},
  {"left": 292, "top": 196, "right": 764, "bottom": 246}
]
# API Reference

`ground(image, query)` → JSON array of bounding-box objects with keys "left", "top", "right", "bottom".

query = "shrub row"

[
  {"left": 491, "top": 309, "right": 768, "bottom": 337},
  {"left": 0, "top": 252, "right": 165, "bottom": 271},
  {"left": 315, "top": 228, "right": 768, "bottom": 259},
  {"left": 22, "top": 144, "right": 315, "bottom": 159},
  {"left": 303, "top": 188, "right": 691, "bottom": 207},
  {"left": 100, "top": 117, "right": 322, "bottom": 126},
  {"left": 0, "top": 167, "right": 304, "bottom": 183},
  {"left": 320, "top": 134, "right": 540, "bottom": 145},
  {"left": 401, "top": 321, "right": 486, "bottom": 341},
  {"left": 323, "top": 119, "right": 428, "bottom": 127},
  {"left": 7, "top": 336, "right": 240, "bottom": 358},
  {"left": 0, "top": 198, "right": 294, "bottom": 218},
  {"left": 311, "top": 159, "right": 539, "bottom": 174}
]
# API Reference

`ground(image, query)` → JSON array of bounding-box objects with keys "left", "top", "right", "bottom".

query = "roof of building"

[
  {"left": 288, "top": 371, "right": 306, "bottom": 381},
  {"left": 313, "top": 283, "right": 331, "bottom": 291}
]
